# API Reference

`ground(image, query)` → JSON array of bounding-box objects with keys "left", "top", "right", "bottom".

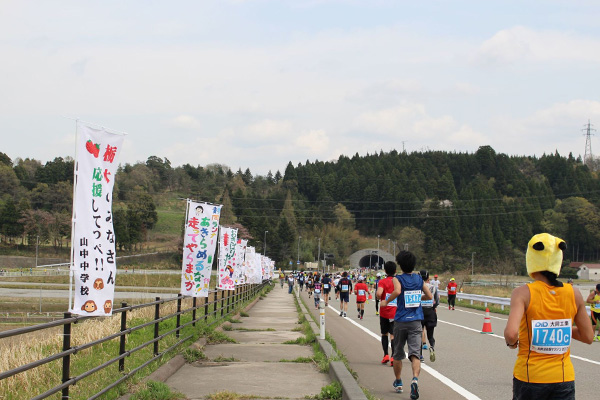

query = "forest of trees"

[{"left": 1, "top": 146, "right": 599, "bottom": 275}]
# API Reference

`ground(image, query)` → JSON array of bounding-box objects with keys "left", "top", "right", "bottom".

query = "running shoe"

[
  {"left": 429, "top": 347, "right": 436, "bottom": 362},
  {"left": 381, "top": 355, "right": 390, "bottom": 364},
  {"left": 452, "top": 307, "right": 455, "bottom": 310},
  {"left": 594, "top": 336, "right": 600, "bottom": 342},
  {"left": 419, "top": 355, "right": 425, "bottom": 362},
  {"left": 390, "top": 357, "right": 393, "bottom": 366},
  {"left": 343, "top": 312, "right": 347, "bottom": 317},
  {"left": 358, "top": 313, "right": 361, "bottom": 319},
  {"left": 376, "top": 311, "right": 379, "bottom": 315},
  {"left": 339, "top": 311, "right": 343, "bottom": 317},
  {"left": 393, "top": 379, "right": 403, "bottom": 393},
  {"left": 422, "top": 343, "right": 428, "bottom": 350},
  {"left": 410, "top": 379, "right": 419, "bottom": 399}
]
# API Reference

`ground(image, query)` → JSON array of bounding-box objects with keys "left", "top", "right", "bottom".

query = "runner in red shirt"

[
  {"left": 376, "top": 261, "right": 398, "bottom": 365},
  {"left": 446, "top": 278, "right": 458, "bottom": 310},
  {"left": 354, "top": 276, "right": 370, "bottom": 320}
]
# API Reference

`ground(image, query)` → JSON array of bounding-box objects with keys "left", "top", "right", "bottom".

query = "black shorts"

[
  {"left": 380, "top": 317, "right": 394, "bottom": 335},
  {"left": 421, "top": 307, "right": 437, "bottom": 328},
  {"left": 339, "top": 292, "right": 350, "bottom": 303},
  {"left": 591, "top": 310, "right": 600, "bottom": 325}
]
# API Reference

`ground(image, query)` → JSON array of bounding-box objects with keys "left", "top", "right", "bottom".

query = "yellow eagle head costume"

[{"left": 526, "top": 233, "right": 567, "bottom": 279}]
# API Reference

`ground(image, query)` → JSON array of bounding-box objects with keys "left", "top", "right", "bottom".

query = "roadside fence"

[{"left": 0, "top": 281, "right": 270, "bottom": 400}]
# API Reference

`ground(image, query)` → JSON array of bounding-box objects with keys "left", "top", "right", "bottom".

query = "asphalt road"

[{"left": 298, "top": 288, "right": 600, "bottom": 400}]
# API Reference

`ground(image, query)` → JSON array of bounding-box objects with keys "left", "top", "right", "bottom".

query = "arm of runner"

[
  {"left": 504, "top": 285, "right": 528, "bottom": 349},
  {"left": 572, "top": 288, "right": 594, "bottom": 344},
  {"left": 376, "top": 286, "right": 384, "bottom": 300},
  {"left": 422, "top": 281, "right": 433, "bottom": 300},
  {"left": 586, "top": 289, "right": 597, "bottom": 304},
  {"left": 380, "top": 277, "right": 401, "bottom": 307}
]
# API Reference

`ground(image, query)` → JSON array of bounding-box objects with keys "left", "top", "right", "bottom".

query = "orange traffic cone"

[
  {"left": 368, "top": 293, "right": 373, "bottom": 300},
  {"left": 481, "top": 308, "right": 493, "bottom": 334}
]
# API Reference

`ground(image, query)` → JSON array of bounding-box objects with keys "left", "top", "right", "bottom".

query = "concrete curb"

[{"left": 295, "top": 291, "right": 367, "bottom": 400}]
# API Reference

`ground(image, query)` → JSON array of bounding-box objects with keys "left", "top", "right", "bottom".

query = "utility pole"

[
  {"left": 264, "top": 231, "right": 268, "bottom": 255},
  {"left": 297, "top": 236, "right": 301, "bottom": 266},
  {"left": 583, "top": 120, "right": 596, "bottom": 169},
  {"left": 471, "top": 252, "right": 476, "bottom": 275},
  {"left": 317, "top": 237, "right": 321, "bottom": 272},
  {"left": 377, "top": 235, "right": 380, "bottom": 269}
]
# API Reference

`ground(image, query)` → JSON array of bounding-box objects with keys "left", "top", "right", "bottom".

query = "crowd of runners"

[{"left": 276, "top": 234, "right": 598, "bottom": 400}]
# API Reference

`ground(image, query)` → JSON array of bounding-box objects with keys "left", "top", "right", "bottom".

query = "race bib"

[
  {"left": 324, "top": 284, "right": 329, "bottom": 289},
  {"left": 342, "top": 285, "right": 349, "bottom": 292},
  {"left": 358, "top": 290, "right": 365, "bottom": 296},
  {"left": 385, "top": 293, "right": 397, "bottom": 307},
  {"left": 315, "top": 289, "right": 321, "bottom": 294},
  {"left": 531, "top": 319, "right": 571, "bottom": 354},
  {"left": 404, "top": 290, "right": 422, "bottom": 308},
  {"left": 421, "top": 299, "right": 434, "bottom": 306}
]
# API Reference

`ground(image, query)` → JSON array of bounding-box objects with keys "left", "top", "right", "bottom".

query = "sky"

[{"left": 1, "top": 0, "right": 600, "bottom": 175}]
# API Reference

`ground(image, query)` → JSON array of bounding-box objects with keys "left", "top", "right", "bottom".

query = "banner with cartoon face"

[
  {"left": 235, "top": 239, "right": 247, "bottom": 285},
  {"left": 180, "top": 201, "right": 222, "bottom": 297},
  {"left": 217, "top": 226, "right": 238, "bottom": 290},
  {"left": 71, "top": 123, "right": 124, "bottom": 317}
]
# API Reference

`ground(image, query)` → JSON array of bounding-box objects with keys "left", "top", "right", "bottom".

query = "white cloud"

[
  {"left": 475, "top": 26, "right": 600, "bottom": 66},
  {"left": 170, "top": 115, "right": 202, "bottom": 131},
  {"left": 294, "top": 129, "right": 330, "bottom": 153}
]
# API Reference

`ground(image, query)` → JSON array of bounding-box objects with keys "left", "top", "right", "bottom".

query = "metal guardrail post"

[
  {"left": 226, "top": 290, "right": 231, "bottom": 314},
  {"left": 176, "top": 294, "right": 182, "bottom": 339},
  {"left": 213, "top": 291, "right": 217, "bottom": 318},
  {"left": 154, "top": 297, "right": 160, "bottom": 356},
  {"left": 204, "top": 297, "right": 209, "bottom": 322},
  {"left": 220, "top": 290, "right": 225, "bottom": 317},
  {"left": 192, "top": 297, "right": 197, "bottom": 327},
  {"left": 61, "top": 312, "right": 72, "bottom": 400},
  {"left": 119, "top": 302, "right": 127, "bottom": 372}
]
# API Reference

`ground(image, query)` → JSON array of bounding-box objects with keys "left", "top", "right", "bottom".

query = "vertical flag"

[
  {"left": 217, "top": 226, "right": 238, "bottom": 290},
  {"left": 181, "top": 201, "right": 222, "bottom": 297},
  {"left": 235, "top": 239, "right": 247, "bottom": 285},
  {"left": 71, "top": 123, "right": 124, "bottom": 316}
]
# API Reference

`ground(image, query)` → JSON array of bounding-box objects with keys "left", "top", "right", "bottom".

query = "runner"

[
  {"left": 505, "top": 233, "right": 594, "bottom": 400},
  {"left": 446, "top": 278, "right": 457, "bottom": 310},
  {"left": 419, "top": 270, "right": 437, "bottom": 363},
  {"left": 322, "top": 273, "right": 332, "bottom": 306},
  {"left": 354, "top": 276, "right": 370, "bottom": 320},
  {"left": 336, "top": 271, "right": 353, "bottom": 317},
  {"left": 380, "top": 250, "right": 433, "bottom": 399},
  {"left": 376, "top": 261, "right": 397, "bottom": 366},
  {"left": 586, "top": 283, "right": 600, "bottom": 341},
  {"left": 313, "top": 276, "right": 322, "bottom": 309},
  {"left": 333, "top": 274, "right": 341, "bottom": 302},
  {"left": 287, "top": 274, "right": 294, "bottom": 294},
  {"left": 298, "top": 273, "right": 305, "bottom": 292},
  {"left": 306, "top": 274, "right": 313, "bottom": 298},
  {"left": 279, "top": 271, "right": 285, "bottom": 288},
  {"left": 374, "top": 272, "right": 382, "bottom": 315}
]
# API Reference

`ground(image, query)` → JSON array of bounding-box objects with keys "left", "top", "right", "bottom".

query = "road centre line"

[
  {"left": 437, "top": 319, "right": 600, "bottom": 366},
  {"left": 326, "top": 304, "right": 482, "bottom": 400}
]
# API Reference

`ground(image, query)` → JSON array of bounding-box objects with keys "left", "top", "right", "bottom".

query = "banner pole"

[
  {"left": 181, "top": 199, "right": 191, "bottom": 296},
  {"left": 68, "top": 120, "right": 79, "bottom": 312}
]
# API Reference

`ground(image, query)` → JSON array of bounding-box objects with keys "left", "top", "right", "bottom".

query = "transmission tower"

[{"left": 582, "top": 120, "right": 596, "bottom": 168}]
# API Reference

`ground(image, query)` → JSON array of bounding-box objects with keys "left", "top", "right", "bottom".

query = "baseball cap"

[
  {"left": 434, "top": 274, "right": 438, "bottom": 278},
  {"left": 450, "top": 278, "right": 455, "bottom": 281}
]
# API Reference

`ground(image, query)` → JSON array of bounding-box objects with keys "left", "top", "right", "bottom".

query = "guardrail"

[
  {"left": 439, "top": 290, "right": 511, "bottom": 309},
  {"left": 0, "top": 281, "right": 270, "bottom": 400},
  {"left": 438, "top": 290, "right": 591, "bottom": 315}
]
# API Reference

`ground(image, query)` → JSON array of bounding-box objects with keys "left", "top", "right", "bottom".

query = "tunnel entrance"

[{"left": 358, "top": 254, "right": 384, "bottom": 269}]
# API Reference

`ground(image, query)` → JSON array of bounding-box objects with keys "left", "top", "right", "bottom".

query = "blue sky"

[{"left": 1, "top": 0, "right": 600, "bottom": 175}]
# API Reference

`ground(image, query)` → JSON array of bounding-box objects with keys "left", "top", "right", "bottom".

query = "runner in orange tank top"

[{"left": 504, "top": 233, "right": 593, "bottom": 400}]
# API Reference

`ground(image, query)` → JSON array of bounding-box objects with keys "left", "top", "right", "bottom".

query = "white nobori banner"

[
  {"left": 180, "top": 201, "right": 221, "bottom": 297},
  {"left": 71, "top": 123, "right": 124, "bottom": 317},
  {"left": 217, "top": 226, "right": 238, "bottom": 290}
]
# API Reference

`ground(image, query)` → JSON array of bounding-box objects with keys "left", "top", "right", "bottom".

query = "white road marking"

[
  {"left": 326, "top": 304, "right": 482, "bottom": 400},
  {"left": 437, "top": 317, "right": 600, "bottom": 366},
  {"left": 440, "top": 307, "right": 507, "bottom": 321}
]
